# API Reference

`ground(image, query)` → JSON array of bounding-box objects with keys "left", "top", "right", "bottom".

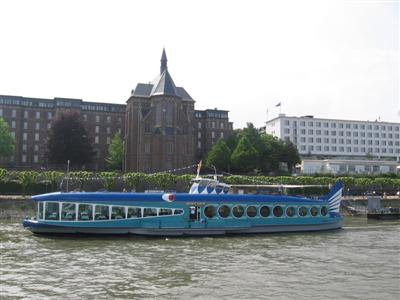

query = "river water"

[{"left": 1, "top": 217, "right": 399, "bottom": 300}]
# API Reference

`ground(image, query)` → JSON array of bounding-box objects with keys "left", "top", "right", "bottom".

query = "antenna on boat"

[
  {"left": 196, "top": 160, "right": 202, "bottom": 179},
  {"left": 66, "top": 160, "right": 70, "bottom": 192}
]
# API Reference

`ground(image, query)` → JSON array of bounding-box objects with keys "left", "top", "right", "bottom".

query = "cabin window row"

[
  {"left": 38, "top": 202, "right": 184, "bottom": 221},
  {"left": 203, "top": 205, "right": 328, "bottom": 219}
]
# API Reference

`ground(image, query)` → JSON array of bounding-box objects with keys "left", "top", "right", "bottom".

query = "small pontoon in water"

[{"left": 23, "top": 174, "right": 344, "bottom": 236}]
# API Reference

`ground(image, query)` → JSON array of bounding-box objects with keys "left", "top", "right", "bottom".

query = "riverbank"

[{"left": 1, "top": 194, "right": 399, "bottom": 220}]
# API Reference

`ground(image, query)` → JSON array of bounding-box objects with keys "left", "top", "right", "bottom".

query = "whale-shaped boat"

[{"left": 23, "top": 176, "right": 343, "bottom": 236}]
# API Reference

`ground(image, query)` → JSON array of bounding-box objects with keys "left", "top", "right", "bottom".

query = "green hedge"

[{"left": 0, "top": 168, "right": 399, "bottom": 195}]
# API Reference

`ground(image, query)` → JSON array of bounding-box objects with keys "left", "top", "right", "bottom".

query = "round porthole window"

[
  {"left": 260, "top": 206, "right": 270, "bottom": 217},
  {"left": 286, "top": 206, "right": 295, "bottom": 217},
  {"left": 204, "top": 206, "right": 216, "bottom": 219},
  {"left": 246, "top": 206, "right": 257, "bottom": 218},
  {"left": 232, "top": 205, "right": 245, "bottom": 218},
  {"left": 299, "top": 206, "right": 307, "bottom": 217},
  {"left": 310, "top": 207, "right": 318, "bottom": 216},
  {"left": 321, "top": 206, "right": 328, "bottom": 216},
  {"left": 218, "top": 205, "right": 231, "bottom": 218},
  {"left": 273, "top": 206, "right": 283, "bottom": 217}
]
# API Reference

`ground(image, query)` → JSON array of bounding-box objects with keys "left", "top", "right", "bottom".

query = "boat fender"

[{"left": 162, "top": 193, "right": 176, "bottom": 202}]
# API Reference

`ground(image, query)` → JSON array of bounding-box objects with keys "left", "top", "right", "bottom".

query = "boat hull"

[
  {"left": 23, "top": 218, "right": 343, "bottom": 236},
  {"left": 367, "top": 213, "right": 400, "bottom": 220}
]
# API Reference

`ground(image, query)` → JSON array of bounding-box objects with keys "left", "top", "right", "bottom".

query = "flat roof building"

[{"left": 265, "top": 114, "right": 400, "bottom": 162}]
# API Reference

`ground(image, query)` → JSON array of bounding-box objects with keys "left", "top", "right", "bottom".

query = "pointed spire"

[{"left": 160, "top": 48, "right": 168, "bottom": 74}]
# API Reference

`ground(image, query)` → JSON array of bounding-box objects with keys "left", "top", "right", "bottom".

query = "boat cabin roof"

[{"left": 31, "top": 192, "right": 325, "bottom": 205}]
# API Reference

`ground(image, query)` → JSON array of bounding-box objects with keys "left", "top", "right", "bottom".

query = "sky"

[{"left": 0, "top": 0, "right": 398, "bottom": 128}]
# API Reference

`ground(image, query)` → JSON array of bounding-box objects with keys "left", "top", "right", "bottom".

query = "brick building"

[
  {"left": 0, "top": 49, "right": 233, "bottom": 172},
  {"left": 195, "top": 109, "right": 233, "bottom": 159},
  {"left": 124, "top": 49, "right": 233, "bottom": 172},
  {"left": 0, "top": 96, "right": 125, "bottom": 170}
]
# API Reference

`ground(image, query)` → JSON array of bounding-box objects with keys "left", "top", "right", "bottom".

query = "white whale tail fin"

[{"left": 325, "top": 181, "right": 343, "bottom": 213}]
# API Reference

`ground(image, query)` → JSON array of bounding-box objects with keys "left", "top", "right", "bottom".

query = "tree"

[
  {"left": 105, "top": 132, "right": 124, "bottom": 170},
  {"left": 281, "top": 141, "right": 301, "bottom": 172},
  {"left": 0, "top": 117, "right": 15, "bottom": 159},
  {"left": 206, "top": 139, "right": 232, "bottom": 172},
  {"left": 45, "top": 113, "right": 94, "bottom": 167},
  {"left": 231, "top": 136, "right": 258, "bottom": 173}
]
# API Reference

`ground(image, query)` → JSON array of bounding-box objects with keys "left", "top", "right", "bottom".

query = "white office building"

[{"left": 265, "top": 114, "right": 400, "bottom": 162}]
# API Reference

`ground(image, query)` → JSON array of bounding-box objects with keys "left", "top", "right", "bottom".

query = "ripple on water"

[{"left": 0, "top": 218, "right": 399, "bottom": 299}]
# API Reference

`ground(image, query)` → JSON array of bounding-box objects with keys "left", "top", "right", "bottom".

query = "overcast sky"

[{"left": 0, "top": 0, "right": 398, "bottom": 128}]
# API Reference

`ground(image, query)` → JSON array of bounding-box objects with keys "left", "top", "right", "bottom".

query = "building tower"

[{"left": 124, "top": 49, "right": 195, "bottom": 172}]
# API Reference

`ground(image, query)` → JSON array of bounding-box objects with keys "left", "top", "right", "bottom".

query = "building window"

[
  {"left": 145, "top": 143, "right": 150, "bottom": 154},
  {"left": 165, "top": 103, "right": 173, "bottom": 126},
  {"left": 166, "top": 142, "right": 173, "bottom": 154},
  {"left": 95, "top": 136, "right": 99, "bottom": 144},
  {"left": 106, "top": 137, "right": 111, "bottom": 144},
  {"left": 36, "top": 112, "right": 40, "bottom": 119},
  {"left": 212, "top": 121, "right": 215, "bottom": 129},
  {"left": 11, "top": 121, "right": 16, "bottom": 128},
  {"left": 198, "top": 132, "right": 201, "bottom": 139},
  {"left": 35, "top": 133, "right": 39, "bottom": 141},
  {"left": 47, "top": 112, "right": 52, "bottom": 120},
  {"left": 24, "top": 111, "right": 28, "bottom": 118},
  {"left": 35, "top": 123, "right": 40, "bottom": 130},
  {"left": 95, "top": 126, "right": 99, "bottom": 133},
  {"left": 198, "top": 122, "right": 202, "bottom": 129},
  {"left": 107, "top": 127, "right": 111, "bottom": 134},
  {"left": 22, "top": 154, "right": 27, "bottom": 163},
  {"left": 220, "top": 132, "right": 224, "bottom": 138},
  {"left": 211, "top": 131, "right": 215, "bottom": 139},
  {"left": 12, "top": 110, "right": 17, "bottom": 118},
  {"left": 23, "top": 133, "right": 27, "bottom": 141},
  {"left": 107, "top": 116, "right": 111, "bottom": 123},
  {"left": 83, "top": 114, "right": 87, "bottom": 122},
  {"left": 33, "top": 155, "right": 38, "bottom": 163},
  {"left": 47, "top": 123, "right": 51, "bottom": 130},
  {"left": 197, "top": 141, "right": 201, "bottom": 149},
  {"left": 95, "top": 115, "right": 100, "bottom": 123},
  {"left": 0, "top": 109, "right": 2, "bottom": 116},
  {"left": 34, "top": 145, "right": 39, "bottom": 152},
  {"left": 22, "top": 144, "right": 27, "bottom": 151}
]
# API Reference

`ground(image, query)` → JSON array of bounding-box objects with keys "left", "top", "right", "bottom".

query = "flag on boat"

[
  {"left": 275, "top": 102, "right": 281, "bottom": 107},
  {"left": 196, "top": 160, "right": 202, "bottom": 178}
]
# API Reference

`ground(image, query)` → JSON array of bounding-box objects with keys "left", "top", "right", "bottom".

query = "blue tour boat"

[{"left": 23, "top": 176, "right": 344, "bottom": 236}]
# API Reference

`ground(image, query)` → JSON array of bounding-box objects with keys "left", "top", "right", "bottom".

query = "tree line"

[{"left": 206, "top": 123, "right": 301, "bottom": 174}]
